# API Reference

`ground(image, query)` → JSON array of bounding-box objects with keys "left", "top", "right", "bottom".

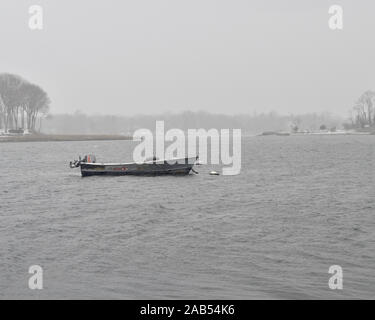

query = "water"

[{"left": 0, "top": 136, "right": 374, "bottom": 299}]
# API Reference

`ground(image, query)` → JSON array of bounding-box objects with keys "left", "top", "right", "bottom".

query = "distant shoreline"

[
  {"left": 0, "top": 131, "right": 373, "bottom": 143},
  {"left": 260, "top": 131, "right": 375, "bottom": 137},
  {"left": 0, "top": 134, "right": 133, "bottom": 143}
]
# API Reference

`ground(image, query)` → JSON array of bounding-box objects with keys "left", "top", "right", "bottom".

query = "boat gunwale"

[{"left": 80, "top": 156, "right": 198, "bottom": 167}]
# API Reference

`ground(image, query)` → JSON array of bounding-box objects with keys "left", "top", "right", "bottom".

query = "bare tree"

[
  {"left": 353, "top": 91, "right": 375, "bottom": 128},
  {"left": 22, "top": 82, "right": 50, "bottom": 132},
  {"left": 0, "top": 73, "right": 24, "bottom": 131}
]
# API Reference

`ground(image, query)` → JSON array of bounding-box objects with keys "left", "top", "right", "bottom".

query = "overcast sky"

[{"left": 1, "top": 0, "right": 374, "bottom": 116}]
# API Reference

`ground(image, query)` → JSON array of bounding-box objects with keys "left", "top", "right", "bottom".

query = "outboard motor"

[{"left": 69, "top": 159, "right": 81, "bottom": 168}]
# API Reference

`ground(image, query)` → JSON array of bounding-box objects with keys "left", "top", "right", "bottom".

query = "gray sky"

[{"left": 1, "top": 0, "right": 374, "bottom": 116}]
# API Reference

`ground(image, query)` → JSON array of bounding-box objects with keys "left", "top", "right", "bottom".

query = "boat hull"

[{"left": 80, "top": 157, "right": 196, "bottom": 177}]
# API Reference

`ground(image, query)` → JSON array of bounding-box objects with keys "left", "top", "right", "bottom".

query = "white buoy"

[{"left": 209, "top": 171, "right": 220, "bottom": 175}]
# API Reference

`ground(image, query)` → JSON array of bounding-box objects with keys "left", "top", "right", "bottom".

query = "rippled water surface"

[{"left": 0, "top": 136, "right": 374, "bottom": 299}]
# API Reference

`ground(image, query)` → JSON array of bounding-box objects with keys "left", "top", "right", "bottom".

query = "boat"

[{"left": 70, "top": 155, "right": 199, "bottom": 177}]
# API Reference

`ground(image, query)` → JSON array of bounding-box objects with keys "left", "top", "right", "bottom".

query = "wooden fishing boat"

[{"left": 70, "top": 155, "right": 199, "bottom": 177}]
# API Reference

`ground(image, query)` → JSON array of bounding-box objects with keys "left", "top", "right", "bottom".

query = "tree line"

[
  {"left": 1, "top": 72, "right": 372, "bottom": 134},
  {"left": 42, "top": 110, "right": 343, "bottom": 135},
  {"left": 0, "top": 73, "right": 50, "bottom": 133}
]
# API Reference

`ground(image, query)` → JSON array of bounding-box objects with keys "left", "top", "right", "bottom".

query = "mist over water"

[{"left": 0, "top": 136, "right": 374, "bottom": 299}]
